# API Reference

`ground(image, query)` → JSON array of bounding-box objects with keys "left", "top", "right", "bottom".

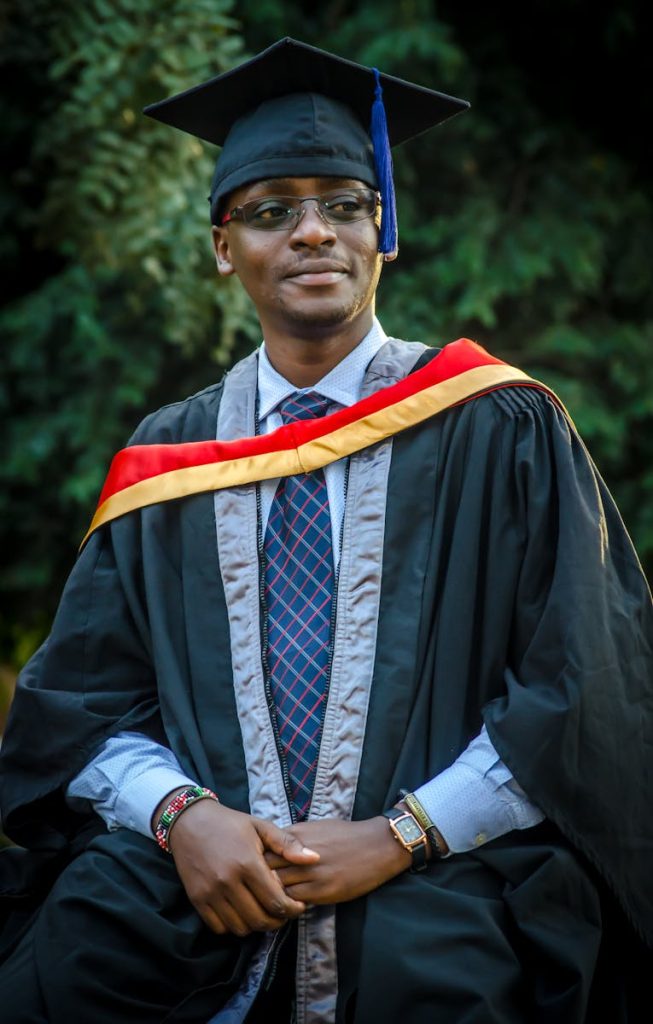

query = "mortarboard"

[{"left": 144, "top": 37, "right": 470, "bottom": 257}]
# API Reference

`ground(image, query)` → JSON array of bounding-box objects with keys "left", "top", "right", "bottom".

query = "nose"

[{"left": 289, "top": 199, "right": 337, "bottom": 247}]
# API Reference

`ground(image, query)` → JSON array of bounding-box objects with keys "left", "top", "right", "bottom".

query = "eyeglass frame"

[{"left": 220, "top": 187, "right": 381, "bottom": 231}]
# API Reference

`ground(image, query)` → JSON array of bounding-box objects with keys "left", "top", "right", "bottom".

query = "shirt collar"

[{"left": 257, "top": 317, "right": 388, "bottom": 421}]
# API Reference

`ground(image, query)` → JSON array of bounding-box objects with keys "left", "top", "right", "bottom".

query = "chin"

[{"left": 279, "top": 296, "right": 368, "bottom": 334}]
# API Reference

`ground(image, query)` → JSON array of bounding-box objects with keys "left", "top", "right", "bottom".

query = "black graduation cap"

[{"left": 144, "top": 37, "right": 470, "bottom": 256}]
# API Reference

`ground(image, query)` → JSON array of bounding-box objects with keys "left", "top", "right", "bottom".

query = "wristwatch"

[
  {"left": 397, "top": 788, "right": 448, "bottom": 860},
  {"left": 382, "top": 806, "right": 429, "bottom": 872}
]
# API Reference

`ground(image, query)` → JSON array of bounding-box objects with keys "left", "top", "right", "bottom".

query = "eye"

[
  {"left": 322, "top": 191, "right": 375, "bottom": 222},
  {"left": 248, "top": 198, "right": 294, "bottom": 225},
  {"left": 325, "top": 193, "right": 365, "bottom": 214}
]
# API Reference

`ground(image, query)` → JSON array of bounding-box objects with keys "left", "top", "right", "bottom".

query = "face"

[{"left": 212, "top": 177, "right": 393, "bottom": 339}]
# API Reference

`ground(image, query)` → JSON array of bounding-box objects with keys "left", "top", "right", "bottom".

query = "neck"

[{"left": 261, "top": 309, "right": 375, "bottom": 388}]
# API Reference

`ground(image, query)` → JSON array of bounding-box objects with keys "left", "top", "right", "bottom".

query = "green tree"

[{"left": 0, "top": 0, "right": 258, "bottom": 659}]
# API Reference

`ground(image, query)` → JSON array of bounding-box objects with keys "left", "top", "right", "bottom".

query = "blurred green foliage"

[
  {"left": 1, "top": 0, "right": 651, "bottom": 668},
  {"left": 0, "top": 0, "right": 259, "bottom": 658}
]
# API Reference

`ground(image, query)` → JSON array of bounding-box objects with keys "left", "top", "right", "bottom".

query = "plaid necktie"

[{"left": 264, "top": 391, "right": 334, "bottom": 820}]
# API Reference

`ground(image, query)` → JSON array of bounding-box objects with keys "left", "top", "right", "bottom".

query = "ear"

[{"left": 211, "top": 225, "right": 235, "bottom": 276}]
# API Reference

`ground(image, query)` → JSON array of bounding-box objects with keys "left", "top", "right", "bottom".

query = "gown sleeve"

[
  {"left": 481, "top": 387, "right": 653, "bottom": 945},
  {"left": 0, "top": 387, "right": 227, "bottom": 852},
  {"left": 0, "top": 520, "right": 165, "bottom": 850}
]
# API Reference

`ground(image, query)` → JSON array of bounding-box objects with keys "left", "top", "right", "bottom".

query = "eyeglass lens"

[{"left": 235, "top": 188, "right": 377, "bottom": 230}]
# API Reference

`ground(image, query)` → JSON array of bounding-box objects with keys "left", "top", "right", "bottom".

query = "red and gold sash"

[{"left": 82, "top": 339, "right": 558, "bottom": 548}]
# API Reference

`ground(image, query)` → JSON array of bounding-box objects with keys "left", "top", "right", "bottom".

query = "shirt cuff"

[
  {"left": 113, "top": 768, "right": 197, "bottom": 839},
  {"left": 414, "top": 761, "right": 545, "bottom": 855}
]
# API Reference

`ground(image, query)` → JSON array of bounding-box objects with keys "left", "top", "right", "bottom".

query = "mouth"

[{"left": 285, "top": 261, "right": 349, "bottom": 287}]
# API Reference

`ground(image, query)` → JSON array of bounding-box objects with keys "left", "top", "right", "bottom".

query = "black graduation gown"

[{"left": 0, "top": 357, "right": 651, "bottom": 1022}]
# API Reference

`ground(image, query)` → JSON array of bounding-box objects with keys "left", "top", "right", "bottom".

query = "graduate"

[{"left": 0, "top": 37, "right": 652, "bottom": 1024}]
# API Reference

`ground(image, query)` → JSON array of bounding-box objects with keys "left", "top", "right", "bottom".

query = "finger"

[
  {"left": 215, "top": 897, "right": 255, "bottom": 939},
  {"left": 264, "top": 852, "right": 290, "bottom": 870},
  {"left": 197, "top": 903, "right": 228, "bottom": 935},
  {"left": 226, "top": 887, "right": 292, "bottom": 934},
  {"left": 274, "top": 865, "right": 314, "bottom": 887},
  {"left": 254, "top": 819, "right": 320, "bottom": 864},
  {"left": 284, "top": 882, "right": 320, "bottom": 903},
  {"left": 245, "top": 863, "right": 307, "bottom": 919}
]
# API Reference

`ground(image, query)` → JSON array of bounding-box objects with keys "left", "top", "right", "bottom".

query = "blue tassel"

[{"left": 370, "top": 68, "right": 398, "bottom": 257}]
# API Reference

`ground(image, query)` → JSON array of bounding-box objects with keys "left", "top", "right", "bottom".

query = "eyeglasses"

[{"left": 221, "top": 187, "right": 379, "bottom": 231}]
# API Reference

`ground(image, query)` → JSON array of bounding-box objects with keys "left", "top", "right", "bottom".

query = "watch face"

[{"left": 395, "top": 814, "right": 424, "bottom": 846}]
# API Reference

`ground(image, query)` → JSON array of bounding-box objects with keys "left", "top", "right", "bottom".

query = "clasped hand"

[{"left": 168, "top": 801, "right": 410, "bottom": 937}]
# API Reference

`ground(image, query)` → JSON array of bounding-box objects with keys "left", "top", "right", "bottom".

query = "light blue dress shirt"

[{"left": 67, "top": 319, "right": 544, "bottom": 850}]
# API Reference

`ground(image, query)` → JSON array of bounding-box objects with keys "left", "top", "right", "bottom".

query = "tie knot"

[{"left": 279, "top": 391, "right": 331, "bottom": 424}]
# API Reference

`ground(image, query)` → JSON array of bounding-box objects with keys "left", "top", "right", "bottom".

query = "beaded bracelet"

[{"left": 155, "top": 785, "right": 219, "bottom": 853}]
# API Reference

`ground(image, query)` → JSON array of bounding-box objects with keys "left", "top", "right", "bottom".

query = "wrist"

[
  {"left": 372, "top": 814, "right": 413, "bottom": 876},
  {"left": 384, "top": 814, "right": 414, "bottom": 864},
  {"left": 153, "top": 785, "right": 220, "bottom": 852},
  {"left": 398, "top": 790, "right": 449, "bottom": 858},
  {"left": 382, "top": 805, "right": 429, "bottom": 872},
  {"left": 151, "top": 786, "right": 189, "bottom": 835}
]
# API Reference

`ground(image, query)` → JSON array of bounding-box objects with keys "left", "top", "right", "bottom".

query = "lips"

[{"left": 285, "top": 260, "right": 349, "bottom": 286}]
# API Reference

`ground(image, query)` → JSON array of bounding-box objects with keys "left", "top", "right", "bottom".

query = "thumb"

[{"left": 254, "top": 819, "right": 320, "bottom": 864}]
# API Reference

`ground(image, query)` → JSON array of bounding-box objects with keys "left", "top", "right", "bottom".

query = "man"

[{"left": 0, "top": 37, "right": 651, "bottom": 1024}]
